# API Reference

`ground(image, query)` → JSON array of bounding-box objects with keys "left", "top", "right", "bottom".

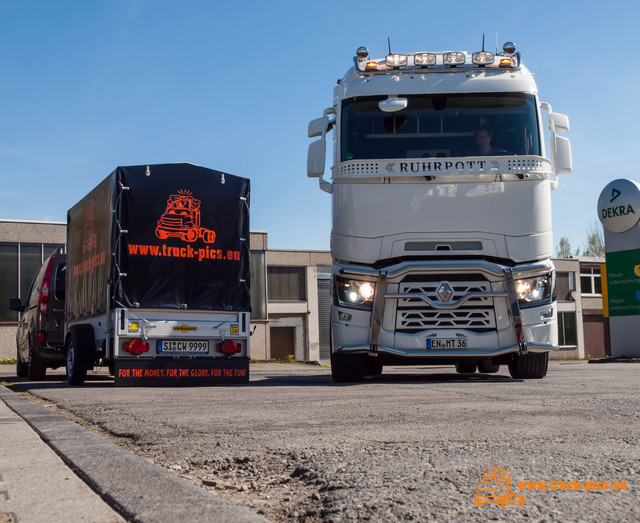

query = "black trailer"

[{"left": 65, "top": 163, "right": 250, "bottom": 386}]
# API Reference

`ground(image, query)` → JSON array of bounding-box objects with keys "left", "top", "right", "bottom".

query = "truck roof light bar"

[{"left": 353, "top": 41, "right": 521, "bottom": 75}]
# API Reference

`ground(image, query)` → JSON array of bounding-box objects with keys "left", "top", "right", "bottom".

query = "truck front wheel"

[
  {"left": 331, "top": 352, "right": 366, "bottom": 383},
  {"left": 508, "top": 352, "right": 548, "bottom": 379}
]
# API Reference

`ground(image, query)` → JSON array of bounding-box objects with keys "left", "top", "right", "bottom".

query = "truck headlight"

[
  {"left": 334, "top": 277, "right": 375, "bottom": 309},
  {"left": 515, "top": 275, "right": 552, "bottom": 307}
]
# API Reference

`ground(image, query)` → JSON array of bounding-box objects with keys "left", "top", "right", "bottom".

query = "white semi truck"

[{"left": 307, "top": 42, "right": 572, "bottom": 381}]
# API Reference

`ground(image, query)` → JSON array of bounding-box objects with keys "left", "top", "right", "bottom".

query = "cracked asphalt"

[{"left": 2, "top": 361, "right": 639, "bottom": 522}]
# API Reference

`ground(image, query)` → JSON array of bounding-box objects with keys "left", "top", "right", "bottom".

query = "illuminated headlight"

[
  {"left": 365, "top": 61, "right": 379, "bottom": 71},
  {"left": 414, "top": 53, "right": 436, "bottom": 66},
  {"left": 472, "top": 51, "right": 495, "bottom": 65},
  {"left": 443, "top": 52, "right": 465, "bottom": 66},
  {"left": 335, "top": 277, "right": 376, "bottom": 308},
  {"left": 515, "top": 275, "right": 552, "bottom": 306},
  {"left": 385, "top": 54, "right": 408, "bottom": 67}
]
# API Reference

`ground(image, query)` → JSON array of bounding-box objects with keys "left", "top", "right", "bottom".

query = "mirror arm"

[{"left": 316, "top": 108, "right": 336, "bottom": 192}]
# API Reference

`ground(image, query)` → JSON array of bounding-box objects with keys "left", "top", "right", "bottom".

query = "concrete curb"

[{"left": 0, "top": 385, "right": 268, "bottom": 523}]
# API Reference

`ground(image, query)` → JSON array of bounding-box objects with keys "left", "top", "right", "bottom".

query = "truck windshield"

[{"left": 341, "top": 93, "right": 540, "bottom": 161}]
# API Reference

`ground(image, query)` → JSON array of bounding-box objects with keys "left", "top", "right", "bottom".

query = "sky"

[{"left": 2, "top": 0, "right": 639, "bottom": 254}]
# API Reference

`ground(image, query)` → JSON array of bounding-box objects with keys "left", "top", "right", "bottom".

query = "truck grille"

[{"left": 395, "top": 276, "right": 496, "bottom": 333}]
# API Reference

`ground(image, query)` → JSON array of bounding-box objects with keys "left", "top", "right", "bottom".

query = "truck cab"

[{"left": 307, "top": 42, "right": 572, "bottom": 381}]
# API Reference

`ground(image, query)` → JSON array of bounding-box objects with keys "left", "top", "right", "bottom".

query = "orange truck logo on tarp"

[
  {"left": 473, "top": 463, "right": 526, "bottom": 507},
  {"left": 155, "top": 190, "right": 216, "bottom": 243}
]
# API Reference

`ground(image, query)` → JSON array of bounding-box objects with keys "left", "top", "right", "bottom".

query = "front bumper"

[{"left": 332, "top": 259, "right": 558, "bottom": 359}]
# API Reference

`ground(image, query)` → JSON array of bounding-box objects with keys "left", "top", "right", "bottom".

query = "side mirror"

[
  {"left": 553, "top": 135, "right": 572, "bottom": 174},
  {"left": 308, "top": 116, "right": 329, "bottom": 138},
  {"left": 307, "top": 139, "right": 326, "bottom": 178},
  {"left": 548, "top": 112, "right": 569, "bottom": 133},
  {"left": 9, "top": 298, "right": 22, "bottom": 312}
]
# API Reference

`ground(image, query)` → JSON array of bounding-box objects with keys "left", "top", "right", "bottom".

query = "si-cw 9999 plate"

[{"left": 157, "top": 340, "right": 210, "bottom": 353}]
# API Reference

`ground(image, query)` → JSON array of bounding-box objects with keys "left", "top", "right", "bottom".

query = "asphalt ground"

[{"left": 1, "top": 361, "right": 639, "bottom": 522}]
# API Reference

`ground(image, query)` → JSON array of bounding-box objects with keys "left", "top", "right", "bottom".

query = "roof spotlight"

[
  {"left": 503, "top": 41, "right": 516, "bottom": 55},
  {"left": 356, "top": 46, "right": 369, "bottom": 59}
]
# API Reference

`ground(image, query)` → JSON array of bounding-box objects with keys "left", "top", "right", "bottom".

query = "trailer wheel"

[
  {"left": 27, "top": 342, "right": 46, "bottom": 380},
  {"left": 508, "top": 352, "right": 548, "bottom": 379},
  {"left": 16, "top": 346, "right": 28, "bottom": 378},
  {"left": 66, "top": 325, "right": 94, "bottom": 386},
  {"left": 455, "top": 359, "right": 477, "bottom": 374},
  {"left": 331, "top": 352, "right": 366, "bottom": 383},
  {"left": 477, "top": 359, "right": 500, "bottom": 374}
]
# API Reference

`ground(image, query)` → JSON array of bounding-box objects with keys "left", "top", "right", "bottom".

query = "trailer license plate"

[
  {"left": 427, "top": 338, "right": 467, "bottom": 349},
  {"left": 157, "top": 340, "right": 210, "bottom": 353}
]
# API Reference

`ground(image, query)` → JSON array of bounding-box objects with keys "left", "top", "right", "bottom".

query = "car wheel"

[
  {"left": 508, "top": 352, "right": 549, "bottom": 379},
  {"left": 66, "top": 339, "right": 87, "bottom": 386},
  {"left": 27, "top": 343, "right": 46, "bottom": 380},
  {"left": 331, "top": 352, "right": 366, "bottom": 383},
  {"left": 16, "top": 347, "right": 28, "bottom": 378}
]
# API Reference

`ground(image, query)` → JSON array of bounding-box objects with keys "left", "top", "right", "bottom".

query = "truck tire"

[
  {"left": 508, "top": 352, "right": 548, "bottom": 379},
  {"left": 66, "top": 325, "right": 94, "bottom": 386},
  {"left": 365, "top": 356, "right": 383, "bottom": 377},
  {"left": 477, "top": 359, "right": 500, "bottom": 374},
  {"left": 27, "top": 342, "right": 46, "bottom": 380},
  {"left": 16, "top": 347, "right": 28, "bottom": 378},
  {"left": 455, "top": 359, "right": 477, "bottom": 374},
  {"left": 331, "top": 352, "right": 366, "bottom": 383}
]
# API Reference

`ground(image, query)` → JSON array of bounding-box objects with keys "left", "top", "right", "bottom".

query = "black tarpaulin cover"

[
  {"left": 67, "top": 174, "right": 115, "bottom": 320},
  {"left": 67, "top": 163, "right": 250, "bottom": 319}
]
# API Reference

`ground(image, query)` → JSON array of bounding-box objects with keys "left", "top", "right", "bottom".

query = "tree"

[
  {"left": 582, "top": 222, "right": 605, "bottom": 257},
  {"left": 556, "top": 237, "right": 576, "bottom": 258}
]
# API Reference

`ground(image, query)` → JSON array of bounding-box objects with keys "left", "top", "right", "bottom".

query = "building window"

[
  {"left": 0, "top": 242, "right": 65, "bottom": 322},
  {"left": 558, "top": 312, "right": 578, "bottom": 346},
  {"left": 555, "top": 272, "right": 575, "bottom": 301},
  {"left": 267, "top": 266, "right": 306, "bottom": 301},
  {"left": 580, "top": 266, "right": 602, "bottom": 295},
  {"left": 250, "top": 251, "right": 267, "bottom": 319}
]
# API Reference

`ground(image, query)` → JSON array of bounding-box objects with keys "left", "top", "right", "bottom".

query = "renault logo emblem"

[{"left": 437, "top": 283, "right": 453, "bottom": 302}]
